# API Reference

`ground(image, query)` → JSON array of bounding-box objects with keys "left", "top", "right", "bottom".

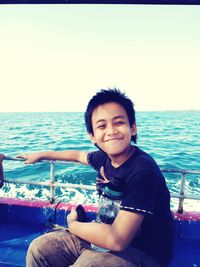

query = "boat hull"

[{"left": 0, "top": 197, "right": 200, "bottom": 267}]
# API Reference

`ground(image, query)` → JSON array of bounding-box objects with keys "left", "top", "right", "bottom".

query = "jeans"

[{"left": 26, "top": 230, "right": 161, "bottom": 267}]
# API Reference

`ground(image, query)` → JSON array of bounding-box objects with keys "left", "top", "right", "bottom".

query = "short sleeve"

[
  {"left": 87, "top": 150, "right": 107, "bottom": 171},
  {"left": 120, "top": 160, "right": 159, "bottom": 216}
]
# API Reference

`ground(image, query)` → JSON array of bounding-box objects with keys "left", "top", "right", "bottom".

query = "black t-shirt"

[{"left": 88, "top": 146, "right": 174, "bottom": 266}]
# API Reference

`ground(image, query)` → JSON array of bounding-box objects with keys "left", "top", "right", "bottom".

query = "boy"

[{"left": 19, "top": 89, "right": 174, "bottom": 267}]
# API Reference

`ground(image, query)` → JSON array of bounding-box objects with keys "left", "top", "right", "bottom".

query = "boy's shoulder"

[
  {"left": 87, "top": 150, "right": 107, "bottom": 170},
  {"left": 134, "top": 147, "right": 158, "bottom": 165},
  {"left": 125, "top": 147, "right": 161, "bottom": 177}
]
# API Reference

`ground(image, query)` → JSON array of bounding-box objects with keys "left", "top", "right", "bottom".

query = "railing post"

[
  {"left": 177, "top": 173, "right": 186, "bottom": 214},
  {"left": 50, "top": 161, "right": 55, "bottom": 204}
]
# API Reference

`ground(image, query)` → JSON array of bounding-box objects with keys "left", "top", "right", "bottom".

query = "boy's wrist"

[{"left": 68, "top": 219, "right": 78, "bottom": 231}]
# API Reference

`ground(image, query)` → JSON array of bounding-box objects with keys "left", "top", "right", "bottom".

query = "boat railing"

[{"left": 2, "top": 156, "right": 200, "bottom": 213}]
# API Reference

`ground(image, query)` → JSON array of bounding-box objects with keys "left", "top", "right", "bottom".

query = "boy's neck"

[{"left": 110, "top": 145, "right": 135, "bottom": 168}]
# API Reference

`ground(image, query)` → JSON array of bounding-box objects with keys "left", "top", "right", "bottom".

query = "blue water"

[{"left": 0, "top": 111, "right": 200, "bottom": 211}]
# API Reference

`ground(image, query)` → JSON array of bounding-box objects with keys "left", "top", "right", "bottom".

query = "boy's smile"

[{"left": 90, "top": 102, "right": 136, "bottom": 166}]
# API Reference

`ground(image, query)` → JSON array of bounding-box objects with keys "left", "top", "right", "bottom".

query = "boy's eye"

[
  {"left": 96, "top": 124, "right": 106, "bottom": 129},
  {"left": 115, "top": 121, "right": 124, "bottom": 125}
]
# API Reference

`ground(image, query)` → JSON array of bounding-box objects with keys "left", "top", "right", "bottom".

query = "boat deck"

[
  {"left": 0, "top": 220, "right": 47, "bottom": 267},
  {"left": 1, "top": 222, "right": 200, "bottom": 267},
  {"left": 0, "top": 198, "right": 200, "bottom": 267}
]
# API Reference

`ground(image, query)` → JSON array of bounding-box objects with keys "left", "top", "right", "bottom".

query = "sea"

[{"left": 0, "top": 111, "right": 200, "bottom": 212}]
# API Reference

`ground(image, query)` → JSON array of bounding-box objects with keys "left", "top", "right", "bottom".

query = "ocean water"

[{"left": 0, "top": 111, "right": 200, "bottom": 211}]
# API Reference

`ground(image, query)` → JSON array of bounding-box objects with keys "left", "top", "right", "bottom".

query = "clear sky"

[{"left": 0, "top": 4, "right": 200, "bottom": 112}]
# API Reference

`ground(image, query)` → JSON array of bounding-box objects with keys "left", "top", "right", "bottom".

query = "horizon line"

[{"left": 0, "top": 109, "right": 199, "bottom": 113}]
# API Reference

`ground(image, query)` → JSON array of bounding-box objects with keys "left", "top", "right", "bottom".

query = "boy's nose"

[{"left": 107, "top": 124, "right": 117, "bottom": 135}]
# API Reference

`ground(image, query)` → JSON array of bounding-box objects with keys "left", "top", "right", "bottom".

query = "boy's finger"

[{"left": 16, "top": 154, "right": 27, "bottom": 158}]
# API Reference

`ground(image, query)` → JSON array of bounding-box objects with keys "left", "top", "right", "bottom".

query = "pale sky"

[{"left": 0, "top": 4, "right": 200, "bottom": 112}]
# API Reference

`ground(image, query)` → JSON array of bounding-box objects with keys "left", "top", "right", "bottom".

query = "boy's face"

[{"left": 90, "top": 102, "right": 136, "bottom": 158}]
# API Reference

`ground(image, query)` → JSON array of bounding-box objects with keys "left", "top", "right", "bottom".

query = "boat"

[{"left": 0, "top": 156, "right": 200, "bottom": 267}]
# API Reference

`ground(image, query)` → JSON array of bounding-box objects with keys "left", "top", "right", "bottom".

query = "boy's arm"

[
  {"left": 68, "top": 208, "right": 144, "bottom": 251},
  {"left": 18, "top": 150, "right": 89, "bottom": 165}
]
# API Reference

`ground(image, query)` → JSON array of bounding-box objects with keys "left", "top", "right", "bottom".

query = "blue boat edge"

[{"left": 0, "top": 197, "right": 200, "bottom": 267}]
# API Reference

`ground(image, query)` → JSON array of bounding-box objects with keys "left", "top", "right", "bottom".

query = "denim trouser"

[{"left": 26, "top": 230, "right": 161, "bottom": 267}]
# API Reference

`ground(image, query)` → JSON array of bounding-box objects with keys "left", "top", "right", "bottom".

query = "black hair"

[{"left": 84, "top": 88, "right": 137, "bottom": 143}]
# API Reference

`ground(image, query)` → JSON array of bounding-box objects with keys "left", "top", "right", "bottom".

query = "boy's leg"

[
  {"left": 70, "top": 250, "right": 136, "bottom": 267},
  {"left": 111, "top": 246, "right": 161, "bottom": 267},
  {"left": 71, "top": 246, "right": 161, "bottom": 267},
  {"left": 26, "top": 229, "right": 161, "bottom": 267},
  {"left": 26, "top": 230, "right": 91, "bottom": 267}
]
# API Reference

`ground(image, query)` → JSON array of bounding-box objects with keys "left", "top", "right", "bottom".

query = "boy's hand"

[
  {"left": 16, "top": 153, "right": 42, "bottom": 164},
  {"left": 67, "top": 207, "right": 78, "bottom": 226}
]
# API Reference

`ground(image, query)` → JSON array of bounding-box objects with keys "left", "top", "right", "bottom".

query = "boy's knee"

[
  {"left": 27, "top": 238, "right": 41, "bottom": 256},
  {"left": 26, "top": 237, "right": 52, "bottom": 267},
  {"left": 26, "top": 235, "right": 51, "bottom": 265},
  {"left": 26, "top": 240, "right": 39, "bottom": 262}
]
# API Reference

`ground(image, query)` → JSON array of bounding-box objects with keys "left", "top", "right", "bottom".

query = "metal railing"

[{"left": 2, "top": 156, "right": 200, "bottom": 213}]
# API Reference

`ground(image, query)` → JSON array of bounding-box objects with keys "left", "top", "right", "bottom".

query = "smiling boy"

[{"left": 20, "top": 89, "right": 174, "bottom": 267}]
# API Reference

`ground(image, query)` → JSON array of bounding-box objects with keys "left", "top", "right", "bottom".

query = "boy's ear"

[
  {"left": 89, "top": 133, "right": 96, "bottom": 144},
  {"left": 131, "top": 124, "right": 137, "bottom": 136}
]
